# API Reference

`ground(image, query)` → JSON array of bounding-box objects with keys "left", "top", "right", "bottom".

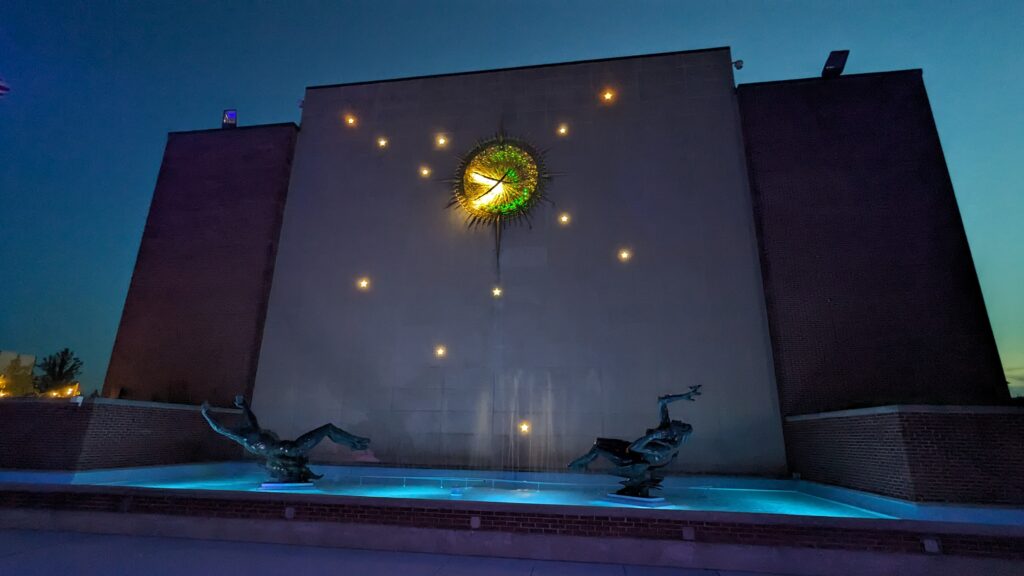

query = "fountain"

[
  {"left": 201, "top": 395, "right": 370, "bottom": 488},
  {"left": 569, "top": 386, "right": 702, "bottom": 503}
]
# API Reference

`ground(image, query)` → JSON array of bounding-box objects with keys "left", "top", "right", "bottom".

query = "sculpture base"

[
  {"left": 260, "top": 482, "right": 316, "bottom": 490},
  {"left": 605, "top": 493, "right": 668, "bottom": 507}
]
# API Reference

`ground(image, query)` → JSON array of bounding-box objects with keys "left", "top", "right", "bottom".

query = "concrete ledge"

[
  {"left": 89, "top": 397, "right": 241, "bottom": 413},
  {"left": 0, "top": 397, "right": 240, "bottom": 413},
  {"left": 2, "top": 508, "right": 1022, "bottom": 576},
  {"left": 786, "top": 404, "right": 1024, "bottom": 422}
]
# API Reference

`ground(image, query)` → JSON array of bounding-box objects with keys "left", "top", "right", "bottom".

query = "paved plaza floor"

[{"left": 0, "top": 529, "right": 798, "bottom": 576}]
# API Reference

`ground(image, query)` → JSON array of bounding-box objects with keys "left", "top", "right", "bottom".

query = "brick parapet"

[
  {"left": 0, "top": 399, "right": 241, "bottom": 470},
  {"left": 784, "top": 406, "right": 1024, "bottom": 504},
  {"left": 1, "top": 484, "right": 1021, "bottom": 560}
]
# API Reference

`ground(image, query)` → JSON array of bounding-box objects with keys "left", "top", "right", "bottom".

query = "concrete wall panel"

[{"left": 254, "top": 49, "right": 786, "bottom": 473}]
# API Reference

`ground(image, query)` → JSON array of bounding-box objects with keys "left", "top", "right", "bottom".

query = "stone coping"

[
  {"left": 785, "top": 404, "right": 1024, "bottom": 422},
  {"left": 1, "top": 482, "right": 1022, "bottom": 559},
  {"left": 0, "top": 396, "right": 240, "bottom": 413}
]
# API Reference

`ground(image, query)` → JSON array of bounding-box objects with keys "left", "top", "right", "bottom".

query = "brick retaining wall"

[
  {"left": 785, "top": 406, "right": 1024, "bottom": 504},
  {"left": 1, "top": 485, "right": 1021, "bottom": 560},
  {"left": 0, "top": 399, "right": 241, "bottom": 470}
]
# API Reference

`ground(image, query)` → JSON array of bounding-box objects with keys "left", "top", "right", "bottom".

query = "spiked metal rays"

[{"left": 447, "top": 133, "right": 553, "bottom": 278}]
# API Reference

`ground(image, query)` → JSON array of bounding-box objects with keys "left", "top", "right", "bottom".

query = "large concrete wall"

[
  {"left": 737, "top": 71, "right": 1008, "bottom": 416},
  {"left": 104, "top": 124, "right": 297, "bottom": 406},
  {"left": 253, "top": 49, "right": 787, "bottom": 473}
]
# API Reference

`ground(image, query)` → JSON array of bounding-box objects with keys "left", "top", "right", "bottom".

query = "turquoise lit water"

[{"left": 98, "top": 474, "right": 890, "bottom": 519}]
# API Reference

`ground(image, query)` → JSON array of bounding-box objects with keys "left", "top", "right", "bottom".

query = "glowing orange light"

[
  {"left": 435, "top": 134, "right": 448, "bottom": 148},
  {"left": 557, "top": 123, "right": 569, "bottom": 136},
  {"left": 344, "top": 114, "right": 357, "bottom": 126},
  {"left": 601, "top": 89, "right": 616, "bottom": 103},
  {"left": 419, "top": 166, "right": 432, "bottom": 177}
]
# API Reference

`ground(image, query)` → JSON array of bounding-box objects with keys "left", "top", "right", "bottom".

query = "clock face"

[{"left": 451, "top": 135, "right": 547, "bottom": 227}]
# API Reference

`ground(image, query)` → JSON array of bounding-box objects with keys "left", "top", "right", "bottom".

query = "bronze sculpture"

[
  {"left": 569, "top": 385, "right": 702, "bottom": 498},
  {"left": 201, "top": 396, "right": 370, "bottom": 484}
]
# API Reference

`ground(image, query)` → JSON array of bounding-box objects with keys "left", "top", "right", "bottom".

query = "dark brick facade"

[
  {"left": 785, "top": 406, "right": 1024, "bottom": 504},
  {"left": 0, "top": 399, "right": 241, "bottom": 470},
  {"left": 738, "top": 71, "right": 1008, "bottom": 416},
  {"left": 103, "top": 123, "right": 298, "bottom": 407},
  {"left": 2, "top": 485, "right": 1022, "bottom": 559}
]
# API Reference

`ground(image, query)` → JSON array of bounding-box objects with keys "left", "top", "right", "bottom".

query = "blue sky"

[{"left": 1, "top": 1, "right": 1021, "bottom": 395}]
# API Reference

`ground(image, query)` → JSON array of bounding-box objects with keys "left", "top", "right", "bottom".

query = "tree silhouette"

[{"left": 34, "top": 348, "right": 83, "bottom": 393}]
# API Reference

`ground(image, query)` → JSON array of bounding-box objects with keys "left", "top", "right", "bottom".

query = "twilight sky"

[{"left": 1, "top": 1, "right": 1021, "bottom": 396}]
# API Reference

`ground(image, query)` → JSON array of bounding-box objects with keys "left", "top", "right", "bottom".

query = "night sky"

[{"left": 1, "top": 1, "right": 1021, "bottom": 396}]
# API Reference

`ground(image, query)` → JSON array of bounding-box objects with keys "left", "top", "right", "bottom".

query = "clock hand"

[
  {"left": 471, "top": 170, "right": 512, "bottom": 200},
  {"left": 470, "top": 170, "right": 515, "bottom": 208}
]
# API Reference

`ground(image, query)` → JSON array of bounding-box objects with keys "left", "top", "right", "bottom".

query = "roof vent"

[{"left": 822, "top": 50, "right": 849, "bottom": 78}]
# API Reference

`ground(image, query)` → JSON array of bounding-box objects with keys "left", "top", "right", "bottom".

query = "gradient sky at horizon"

[{"left": 1, "top": 1, "right": 1021, "bottom": 395}]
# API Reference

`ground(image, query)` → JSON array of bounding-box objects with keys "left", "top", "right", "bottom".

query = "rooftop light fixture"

[{"left": 822, "top": 50, "right": 850, "bottom": 78}]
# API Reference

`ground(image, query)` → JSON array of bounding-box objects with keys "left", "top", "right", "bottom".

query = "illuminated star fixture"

[
  {"left": 558, "top": 212, "right": 571, "bottom": 226},
  {"left": 519, "top": 421, "right": 530, "bottom": 434},
  {"left": 492, "top": 286, "right": 503, "bottom": 298},
  {"left": 420, "top": 166, "right": 432, "bottom": 177},
  {"left": 356, "top": 277, "right": 371, "bottom": 291},
  {"left": 601, "top": 89, "right": 616, "bottom": 103},
  {"left": 377, "top": 137, "right": 388, "bottom": 148},
  {"left": 434, "top": 345, "right": 447, "bottom": 358},
  {"left": 435, "top": 134, "right": 449, "bottom": 148},
  {"left": 557, "top": 123, "right": 569, "bottom": 136},
  {"left": 618, "top": 248, "right": 633, "bottom": 262},
  {"left": 344, "top": 114, "right": 357, "bottom": 127}
]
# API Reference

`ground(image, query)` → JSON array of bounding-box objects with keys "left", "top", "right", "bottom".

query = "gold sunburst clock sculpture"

[{"left": 448, "top": 133, "right": 552, "bottom": 277}]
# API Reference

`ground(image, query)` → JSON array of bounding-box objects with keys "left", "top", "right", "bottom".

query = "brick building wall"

[
  {"left": 0, "top": 399, "right": 241, "bottom": 470},
  {"left": 737, "top": 71, "right": 1008, "bottom": 416},
  {"left": 103, "top": 123, "right": 298, "bottom": 407},
  {"left": 785, "top": 406, "right": 1024, "bottom": 504}
]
